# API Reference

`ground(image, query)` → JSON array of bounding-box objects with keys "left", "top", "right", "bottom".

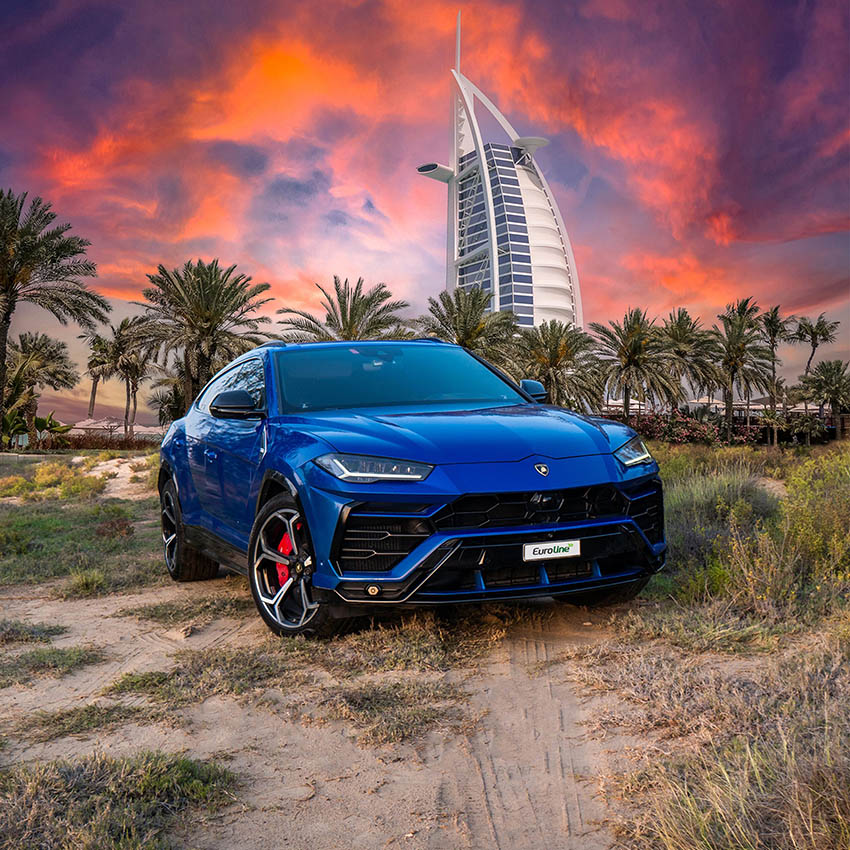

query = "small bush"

[
  {"left": 664, "top": 464, "right": 779, "bottom": 582},
  {"left": 66, "top": 568, "right": 107, "bottom": 597},
  {"left": 0, "top": 476, "right": 29, "bottom": 498},
  {"left": 95, "top": 517, "right": 134, "bottom": 538}
]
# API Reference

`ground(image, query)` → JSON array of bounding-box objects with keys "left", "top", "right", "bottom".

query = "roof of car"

[{"left": 255, "top": 337, "right": 451, "bottom": 350}]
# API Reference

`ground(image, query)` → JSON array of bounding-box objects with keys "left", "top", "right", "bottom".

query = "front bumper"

[{"left": 304, "top": 467, "right": 666, "bottom": 605}]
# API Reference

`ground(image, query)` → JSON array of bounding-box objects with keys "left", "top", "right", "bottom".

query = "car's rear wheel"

[
  {"left": 248, "top": 493, "right": 347, "bottom": 637},
  {"left": 160, "top": 480, "right": 219, "bottom": 581},
  {"left": 564, "top": 576, "right": 650, "bottom": 608}
]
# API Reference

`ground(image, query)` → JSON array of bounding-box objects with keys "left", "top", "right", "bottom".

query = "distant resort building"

[{"left": 418, "top": 14, "right": 583, "bottom": 328}]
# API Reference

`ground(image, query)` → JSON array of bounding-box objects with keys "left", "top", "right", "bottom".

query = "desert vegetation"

[{"left": 0, "top": 440, "right": 845, "bottom": 847}]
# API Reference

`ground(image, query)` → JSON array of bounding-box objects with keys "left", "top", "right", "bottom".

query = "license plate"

[{"left": 522, "top": 539, "right": 581, "bottom": 561}]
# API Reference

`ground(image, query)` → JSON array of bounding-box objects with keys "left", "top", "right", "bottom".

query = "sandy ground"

[{"left": 0, "top": 575, "right": 629, "bottom": 850}]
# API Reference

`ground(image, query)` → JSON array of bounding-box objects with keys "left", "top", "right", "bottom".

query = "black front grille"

[
  {"left": 335, "top": 480, "right": 664, "bottom": 575},
  {"left": 432, "top": 484, "right": 626, "bottom": 530},
  {"left": 337, "top": 513, "right": 432, "bottom": 572}
]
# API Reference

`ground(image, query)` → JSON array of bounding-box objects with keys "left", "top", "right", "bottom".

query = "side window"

[{"left": 196, "top": 359, "right": 266, "bottom": 414}]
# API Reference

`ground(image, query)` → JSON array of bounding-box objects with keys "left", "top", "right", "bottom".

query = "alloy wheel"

[
  {"left": 252, "top": 508, "right": 319, "bottom": 630},
  {"left": 161, "top": 489, "right": 179, "bottom": 575}
]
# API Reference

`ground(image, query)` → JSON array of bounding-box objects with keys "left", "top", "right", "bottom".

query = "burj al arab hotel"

[{"left": 418, "top": 14, "right": 583, "bottom": 328}]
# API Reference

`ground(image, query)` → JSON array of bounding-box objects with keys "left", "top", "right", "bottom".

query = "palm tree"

[
  {"left": 514, "top": 320, "right": 602, "bottom": 410},
  {"left": 416, "top": 286, "right": 517, "bottom": 364},
  {"left": 713, "top": 300, "right": 772, "bottom": 440},
  {"left": 98, "top": 318, "right": 154, "bottom": 438},
  {"left": 793, "top": 313, "right": 841, "bottom": 377},
  {"left": 138, "top": 259, "right": 273, "bottom": 412},
  {"left": 79, "top": 330, "right": 114, "bottom": 418},
  {"left": 0, "top": 189, "right": 109, "bottom": 434},
  {"left": 147, "top": 359, "right": 189, "bottom": 426},
  {"left": 5, "top": 332, "right": 78, "bottom": 447},
  {"left": 758, "top": 305, "right": 795, "bottom": 413},
  {"left": 801, "top": 359, "right": 850, "bottom": 428},
  {"left": 659, "top": 308, "right": 720, "bottom": 403},
  {"left": 590, "top": 308, "right": 681, "bottom": 418},
  {"left": 122, "top": 346, "right": 153, "bottom": 440},
  {"left": 278, "top": 277, "right": 409, "bottom": 342}
]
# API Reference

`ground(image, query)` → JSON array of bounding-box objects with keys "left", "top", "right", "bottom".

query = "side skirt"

[{"left": 184, "top": 525, "right": 249, "bottom": 575}]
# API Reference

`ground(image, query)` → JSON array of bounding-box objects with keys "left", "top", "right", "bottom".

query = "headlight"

[
  {"left": 614, "top": 435, "right": 653, "bottom": 467},
  {"left": 314, "top": 453, "right": 433, "bottom": 483}
]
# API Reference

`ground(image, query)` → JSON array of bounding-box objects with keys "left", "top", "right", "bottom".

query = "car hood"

[{"left": 283, "top": 404, "right": 613, "bottom": 464}]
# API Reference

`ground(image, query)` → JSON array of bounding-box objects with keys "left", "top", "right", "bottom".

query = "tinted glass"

[
  {"left": 275, "top": 345, "right": 525, "bottom": 412},
  {"left": 197, "top": 359, "right": 266, "bottom": 413}
]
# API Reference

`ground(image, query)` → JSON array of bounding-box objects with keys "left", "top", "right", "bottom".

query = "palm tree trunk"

[
  {"left": 770, "top": 354, "right": 777, "bottom": 413},
  {"left": 0, "top": 314, "right": 11, "bottom": 449},
  {"left": 803, "top": 344, "right": 816, "bottom": 415},
  {"left": 724, "top": 384, "right": 734, "bottom": 441},
  {"left": 24, "top": 394, "right": 37, "bottom": 450},
  {"left": 87, "top": 375, "right": 100, "bottom": 418},
  {"left": 746, "top": 390, "right": 751, "bottom": 428},
  {"left": 123, "top": 379, "right": 131, "bottom": 438},
  {"left": 129, "top": 384, "right": 137, "bottom": 440},
  {"left": 623, "top": 385, "right": 631, "bottom": 420}
]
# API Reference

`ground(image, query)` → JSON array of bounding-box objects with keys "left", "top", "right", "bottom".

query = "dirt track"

[{"left": 0, "top": 574, "right": 628, "bottom": 849}]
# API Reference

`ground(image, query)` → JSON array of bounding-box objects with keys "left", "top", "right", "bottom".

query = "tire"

[
  {"left": 248, "top": 492, "right": 349, "bottom": 638},
  {"left": 563, "top": 576, "right": 650, "bottom": 608},
  {"left": 160, "top": 479, "right": 219, "bottom": 582}
]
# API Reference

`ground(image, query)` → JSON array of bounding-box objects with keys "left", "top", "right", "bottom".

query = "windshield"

[{"left": 274, "top": 344, "right": 526, "bottom": 412}]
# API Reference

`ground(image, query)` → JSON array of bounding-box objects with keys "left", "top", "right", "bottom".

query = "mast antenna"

[{"left": 455, "top": 10, "right": 461, "bottom": 71}]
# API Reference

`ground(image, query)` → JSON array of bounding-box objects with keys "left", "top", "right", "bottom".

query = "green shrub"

[
  {"left": 664, "top": 465, "right": 779, "bottom": 579},
  {"left": 66, "top": 568, "right": 107, "bottom": 597},
  {"left": 712, "top": 445, "right": 850, "bottom": 620},
  {"left": 0, "top": 476, "right": 29, "bottom": 497}
]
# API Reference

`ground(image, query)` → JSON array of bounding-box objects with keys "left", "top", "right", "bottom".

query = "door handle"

[{"left": 204, "top": 449, "right": 218, "bottom": 461}]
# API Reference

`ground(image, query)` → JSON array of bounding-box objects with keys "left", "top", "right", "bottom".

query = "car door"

[
  {"left": 188, "top": 366, "right": 246, "bottom": 524},
  {"left": 204, "top": 358, "right": 268, "bottom": 546}
]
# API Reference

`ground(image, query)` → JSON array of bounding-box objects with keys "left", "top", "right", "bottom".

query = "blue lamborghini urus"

[{"left": 159, "top": 339, "right": 666, "bottom": 636}]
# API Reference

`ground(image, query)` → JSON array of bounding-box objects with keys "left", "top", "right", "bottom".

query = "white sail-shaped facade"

[{"left": 418, "top": 16, "right": 583, "bottom": 328}]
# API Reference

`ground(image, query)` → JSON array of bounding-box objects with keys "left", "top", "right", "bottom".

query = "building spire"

[{"left": 455, "top": 10, "right": 461, "bottom": 71}]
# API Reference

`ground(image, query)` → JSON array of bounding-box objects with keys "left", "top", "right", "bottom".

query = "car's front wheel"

[{"left": 248, "top": 493, "right": 345, "bottom": 637}]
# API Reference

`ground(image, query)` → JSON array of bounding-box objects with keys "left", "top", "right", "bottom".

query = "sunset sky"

[{"left": 2, "top": 0, "right": 848, "bottom": 423}]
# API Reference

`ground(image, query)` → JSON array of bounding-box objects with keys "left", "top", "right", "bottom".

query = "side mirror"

[
  {"left": 520, "top": 379, "right": 548, "bottom": 403},
  {"left": 210, "top": 389, "right": 263, "bottom": 419}
]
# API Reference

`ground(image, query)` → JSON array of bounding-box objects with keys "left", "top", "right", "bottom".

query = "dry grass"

[
  {"left": 105, "top": 644, "right": 314, "bottom": 711},
  {"left": 0, "top": 750, "right": 234, "bottom": 850},
  {"left": 315, "top": 605, "right": 550, "bottom": 676},
  {"left": 610, "top": 601, "right": 793, "bottom": 654},
  {"left": 0, "top": 618, "right": 67, "bottom": 646},
  {"left": 117, "top": 594, "right": 255, "bottom": 626},
  {"left": 15, "top": 703, "right": 151, "bottom": 743},
  {"left": 0, "top": 645, "right": 106, "bottom": 688},
  {"left": 557, "top": 618, "right": 849, "bottom": 849},
  {"left": 320, "top": 679, "right": 470, "bottom": 745}
]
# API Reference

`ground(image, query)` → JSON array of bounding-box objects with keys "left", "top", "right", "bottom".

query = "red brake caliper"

[{"left": 275, "top": 522, "right": 302, "bottom": 586}]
